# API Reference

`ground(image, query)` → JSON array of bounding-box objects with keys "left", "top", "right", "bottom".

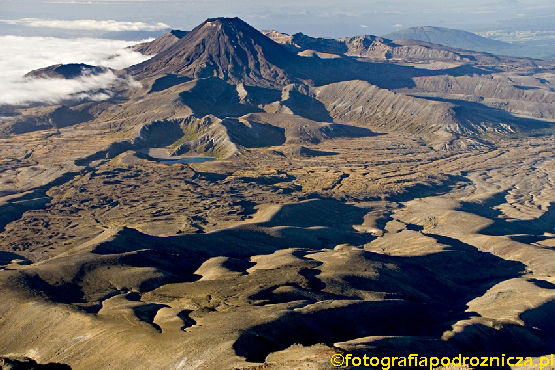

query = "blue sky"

[{"left": 1, "top": 0, "right": 554, "bottom": 38}]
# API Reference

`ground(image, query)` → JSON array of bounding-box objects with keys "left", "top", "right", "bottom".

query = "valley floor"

[{"left": 2, "top": 128, "right": 555, "bottom": 369}]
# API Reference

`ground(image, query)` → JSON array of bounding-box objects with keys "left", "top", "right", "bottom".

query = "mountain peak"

[
  {"left": 204, "top": 16, "right": 242, "bottom": 24},
  {"left": 192, "top": 17, "right": 258, "bottom": 37},
  {"left": 128, "top": 17, "right": 301, "bottom": 88}
]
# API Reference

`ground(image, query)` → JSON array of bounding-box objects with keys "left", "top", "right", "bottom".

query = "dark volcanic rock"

[
  {"left": 25, "top": 63, "right": 108, "bottom": 79},
  {"left": 127, "top": 17, "right": 305, "bottom": 88}
]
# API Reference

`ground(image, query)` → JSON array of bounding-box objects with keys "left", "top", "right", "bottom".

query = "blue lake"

[{"left": 156, "top": 157, "right": 216, "bottom": 165}]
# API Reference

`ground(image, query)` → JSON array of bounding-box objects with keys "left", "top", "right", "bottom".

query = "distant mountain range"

[
  {"left": 262, "top": 30, "right": 496, "bottom": 64},
  {"left": 384, "top": 26, "right": 511, "bottom": 53},
  {"left": 9, "top": 16, "right": 554, "bottom": 151},
  {"left": 384, "top": 26, "right": 554, "bottom": 59}
]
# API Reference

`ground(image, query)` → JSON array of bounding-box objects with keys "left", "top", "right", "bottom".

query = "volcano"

[{"left": 127, "top": 17, "right": 305, "bottom": 88}]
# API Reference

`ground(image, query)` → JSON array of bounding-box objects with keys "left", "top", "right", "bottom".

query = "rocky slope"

[
  {"left": 127, "top": 18, "right": 306, "bottom": 88},
  {"left": 131, "top": 29, "right": 188, "bottom": 56}
]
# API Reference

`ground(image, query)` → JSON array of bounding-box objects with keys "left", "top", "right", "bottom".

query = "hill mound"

[{"left": 24, "top": 63, "right": 108, "bottom": 79}]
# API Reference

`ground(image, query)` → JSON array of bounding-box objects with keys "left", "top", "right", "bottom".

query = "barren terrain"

[{"left": 2, "top": 17, "right": 555, "bottom": 370}]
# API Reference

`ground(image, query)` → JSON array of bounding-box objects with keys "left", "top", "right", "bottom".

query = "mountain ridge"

[{"left": 131, "top": 29, "right": 189, "bottom": 56}]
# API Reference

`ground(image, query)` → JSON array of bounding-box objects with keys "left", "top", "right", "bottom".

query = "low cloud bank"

[
  {"left": 0, "top": 18, "right": 170, "bottom": 32},
  {"left": 0, "top": 36, "right": 151, "bottom": 105},
  {"left": 0, "top": 71, "right": 140, "bottom": 106}
]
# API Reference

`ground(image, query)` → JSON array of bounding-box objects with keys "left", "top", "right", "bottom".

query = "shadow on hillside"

[
  {"left": 148, "top": 74, "right": 192, "bottom": 93},
  {"left": 458, "top": 191, "right": 555, "bottom": 236},
  {"left": 0, "top": 251, "right": 31, "bottom": 265},
  {"left": 179, "top": 78, "right": 264, "bottom": 117},
  {"left": 307, "top": 57, "right": 496, "bottom": 90},
  {"left": 232, "top": 241, "right": 526, "bottom": 362},
  {"left": 416, "top": 95, "right": 554, "bottom": 132},
  {"left": 0, "top": 357, "right": 72, "bottom": 369}
]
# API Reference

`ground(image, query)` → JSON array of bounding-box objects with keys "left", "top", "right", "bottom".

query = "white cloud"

[
  {"left": 0, "top": 36, "right": 151, "bottom": 105},
  {"left": 0, "top": 71, "right": 123, "bottom": 106},
  {"left": 0, "top": 18, "right": 170, "bottom": 32}
]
